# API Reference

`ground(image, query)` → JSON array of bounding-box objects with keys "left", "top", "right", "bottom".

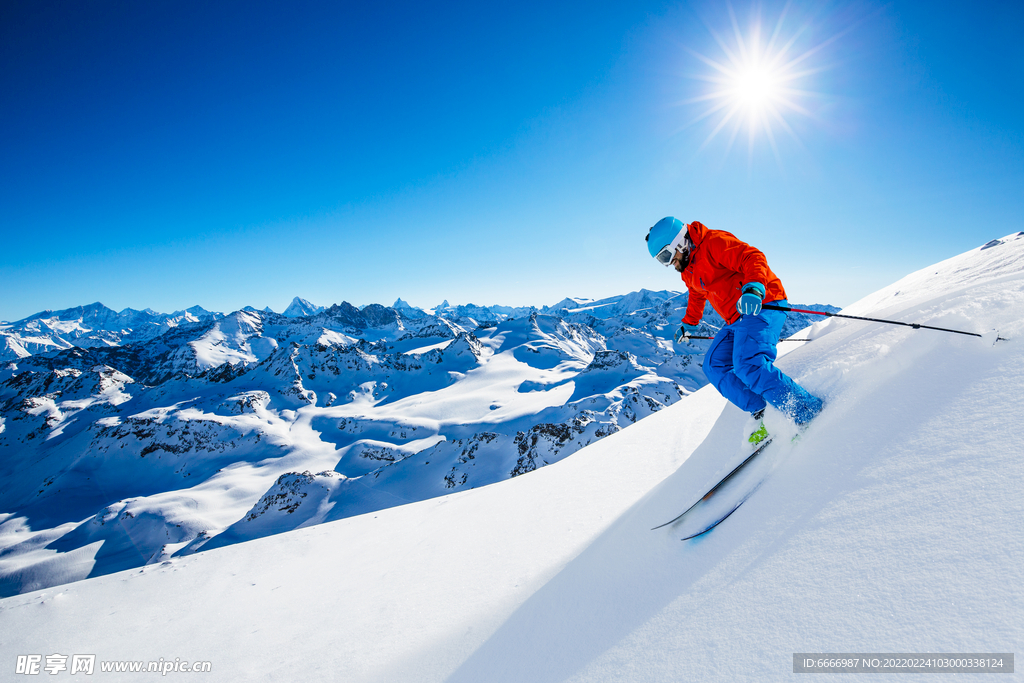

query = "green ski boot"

[{"left": 748, "top": 409, "right": 769, "bottom": 446}]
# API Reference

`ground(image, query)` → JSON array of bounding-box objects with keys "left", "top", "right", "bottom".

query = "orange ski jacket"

[{"left": 680, "top": 221, "right": 787, "bottom": 326}]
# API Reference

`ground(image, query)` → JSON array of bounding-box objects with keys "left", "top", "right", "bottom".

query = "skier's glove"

[
  {"left": 674, "top": 323, "right": 700, "bottom": 343},
  {"left": 737, "top": 282, "right": 766, "bottom": 316}
]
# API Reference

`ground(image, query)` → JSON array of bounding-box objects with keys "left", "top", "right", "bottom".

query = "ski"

[{"left": 652, "top": 437, "right": 775, "bottom": 538}]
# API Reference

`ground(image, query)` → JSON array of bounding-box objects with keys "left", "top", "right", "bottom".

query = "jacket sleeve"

[
  {"left": 682, "top": 287, "right": 706, "bottom": 325},
  {"left": 708, "top": 231, "right": 771, "bottom": 287}
]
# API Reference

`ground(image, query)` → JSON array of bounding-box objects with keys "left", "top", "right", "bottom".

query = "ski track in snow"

[{"left": 0, "top": 234, "right": 1022, "bottom": 681}]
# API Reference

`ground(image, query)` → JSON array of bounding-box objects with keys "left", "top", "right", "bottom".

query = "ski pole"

[
  {"left": 678, "top": 321, "right": 809, "bottom": 343},
  {"left": 762, "top": 304, "right": 1005, "bottom": 340},
  {"left": 683, "top": 335, "right": 811, "bottom": 342}
]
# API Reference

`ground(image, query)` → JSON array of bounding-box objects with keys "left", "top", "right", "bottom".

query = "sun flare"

[
  {"left": 734, "top": 63, "right": 778, "bottom": 108},
  {"left": 685, "top": 6, "right": 838, "bottom": 162}
]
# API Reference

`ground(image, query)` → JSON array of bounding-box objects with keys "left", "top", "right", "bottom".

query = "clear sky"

[{"left": 2, "top": 0, "right": 1022, "bottom": 321}]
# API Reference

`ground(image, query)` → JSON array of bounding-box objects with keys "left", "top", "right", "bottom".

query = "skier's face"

[{"left": 671, "top": 248, "right": 688, "bottom": 273}]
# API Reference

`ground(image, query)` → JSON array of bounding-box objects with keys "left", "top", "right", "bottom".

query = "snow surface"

[{"left": 1, "top": 235, "right": 1022, "bottom": 681}]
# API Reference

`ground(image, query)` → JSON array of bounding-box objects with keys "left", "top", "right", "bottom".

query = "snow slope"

[{"left": 1, "top": 234, "right": 1021, "bottom": 681}]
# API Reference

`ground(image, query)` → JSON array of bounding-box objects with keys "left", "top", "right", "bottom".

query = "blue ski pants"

[{"left": 702, "top": 300, "right": 823, "bottom": 424}]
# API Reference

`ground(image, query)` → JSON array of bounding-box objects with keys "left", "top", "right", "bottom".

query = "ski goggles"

[
  {"left": 654, "top": 245, "right": 675, "bottom": 265},
  {"left": 655, "top": 234, "right": 691, "bottom": 266}
]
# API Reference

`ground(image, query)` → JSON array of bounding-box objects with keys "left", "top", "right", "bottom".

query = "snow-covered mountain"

[
  {"left": 281, "top": 297, "right": 325, "bottom": 318},
  {"left": 0, "top": 303, "right": 222, "bottom": 362},
  {"left": 0, "top": 289, "right": 831, "bottom": 596},
  {"left": 432, "top": 299, "right": 537, "bottom": 322},
  {"left": 0, "top": 234, "right": 1020, "bottom": 681},
  {"left": 392, "top": 297, "right": 428, "bottom": 319}
]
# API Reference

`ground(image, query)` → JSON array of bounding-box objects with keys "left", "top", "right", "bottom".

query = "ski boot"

[{"left": 748, "top": 408, "right": 769, "bottom": 447}]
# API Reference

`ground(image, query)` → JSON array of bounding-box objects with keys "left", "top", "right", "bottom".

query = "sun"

[
  {"left": 684, "top": 6, "right": 837, "bottom": 162},
  {"left": 734, "top": 63, "right": 778, "bottom": 108}
]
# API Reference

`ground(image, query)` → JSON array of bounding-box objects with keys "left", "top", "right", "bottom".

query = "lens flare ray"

[{"left": 681, "top": 4, "right": 845, "bottom": 166}]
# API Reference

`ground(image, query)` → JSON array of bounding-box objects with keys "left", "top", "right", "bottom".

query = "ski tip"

[
  {"left": 651, "top": 515, "right": 683, "bottom": 531},
  {"left": 680, "top": 529, "right": 711, "bottom": 541},
  {"left": 679, "top": 503, "right": 744, "bottom": 541}
]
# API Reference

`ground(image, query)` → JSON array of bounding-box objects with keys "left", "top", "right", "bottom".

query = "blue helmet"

[{"left": 646, "top": 217, "right": 689, "bottom": 266}]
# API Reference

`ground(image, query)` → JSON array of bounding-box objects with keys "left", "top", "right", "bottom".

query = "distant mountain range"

[{"left": 0, "top": 290, "right": 837, "bottom": 596}]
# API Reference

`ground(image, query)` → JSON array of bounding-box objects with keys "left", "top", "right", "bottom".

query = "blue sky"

[{"left": 2, "top": 0, "right": 1022, "bottom": 321}]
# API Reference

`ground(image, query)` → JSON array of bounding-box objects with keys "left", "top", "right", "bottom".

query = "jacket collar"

[{"left": 686, "top": 220, "right": 709, "bottom": 247}]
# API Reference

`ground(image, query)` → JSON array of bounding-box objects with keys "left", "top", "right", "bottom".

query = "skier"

[{"left": 645, "top": 217, "right": 823, "bottom": 440}]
